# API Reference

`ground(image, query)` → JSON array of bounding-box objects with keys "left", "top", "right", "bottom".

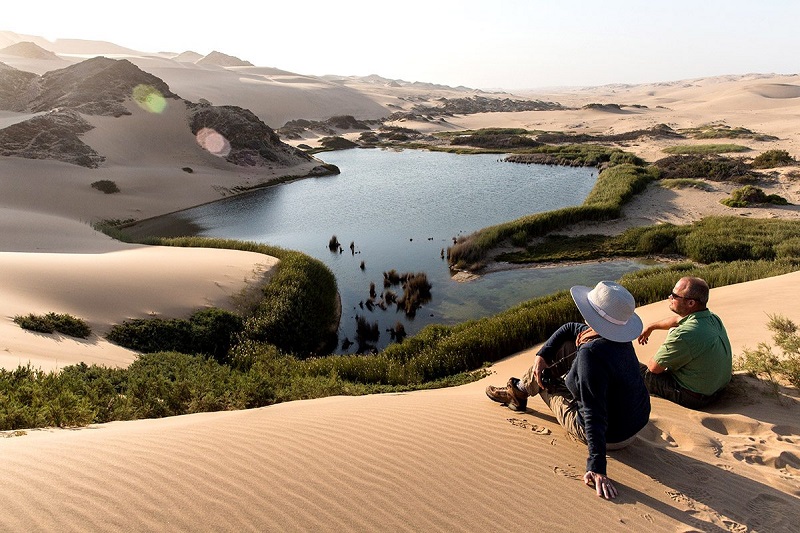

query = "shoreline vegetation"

[{"left": 3, "top": 129, "right": 799, "bottom": 429}]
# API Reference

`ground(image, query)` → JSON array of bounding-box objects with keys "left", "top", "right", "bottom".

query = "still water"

[{"left": 175, "top": 148, "right": 646, "bottom": 352}]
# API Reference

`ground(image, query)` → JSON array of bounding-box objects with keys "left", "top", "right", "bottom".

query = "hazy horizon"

[{"left": 3, "top": 0, "right": 799, "bottom": 91}]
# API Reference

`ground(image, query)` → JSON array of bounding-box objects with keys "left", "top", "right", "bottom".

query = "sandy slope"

[{"left": 1, "top": 274, "right": 798, "bottom": 532}]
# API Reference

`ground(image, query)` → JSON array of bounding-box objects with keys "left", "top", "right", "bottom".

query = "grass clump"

[
  {"left": 721, "top": 185, "right": 789, "bottom": 207},
  {"left": 659, "top": 178, "right": 714, "bottom": 190},
  {"left": 662, "top": 144, "right": 749, "bottom": 155},
  {"left": 13, "top": 312, "right": 91, "bottom": 338},
  {"left": 735, "top": 315, "right": 800, "bottom": 394},
  {"left": 682, "top": 124, "right": 778, "bottom": 142}
]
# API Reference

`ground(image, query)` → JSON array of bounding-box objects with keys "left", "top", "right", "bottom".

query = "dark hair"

[{"left": 683, "top": 276, "right": 709, "bottom": 305}]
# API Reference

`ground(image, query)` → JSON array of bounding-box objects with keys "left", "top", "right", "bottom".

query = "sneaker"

[
  {"left": 485, "top": 384, "right": 511, "bottom": 404},
  {"left": 507, "top": 377, "right": 528, "bottom": 412}
]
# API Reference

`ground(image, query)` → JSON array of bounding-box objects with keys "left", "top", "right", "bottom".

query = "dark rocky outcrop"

[
  {"left": 27, "top": 56, "right": 179, "bottom": 117},
  {"left": 278, "top": 115, "right": 374, "bottom": 139},
  {"left": 0, "top": 63, "right": 38, "bottom": 111},
  {"left": 0, "top": 109, "right": 104, "bottom": 167},
  {"left": 188, "top": 102, "right": 313, "bottom": 166},
  {"left": 413, "top": 96, "right": 563, "bottom": 115}
]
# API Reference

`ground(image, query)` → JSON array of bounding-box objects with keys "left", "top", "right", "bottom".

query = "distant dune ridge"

[{"left": 1, "top": 30, "right": 799, "bottom": 532}]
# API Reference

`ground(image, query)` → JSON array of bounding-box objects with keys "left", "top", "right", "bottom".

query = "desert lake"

[{"left": 171, "top": 148, "right": 648, "bottom": 352}]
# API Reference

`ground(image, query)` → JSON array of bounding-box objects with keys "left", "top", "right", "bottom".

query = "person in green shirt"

[{"left": 637, "top": 276, "right": 732, "bottom": 409}]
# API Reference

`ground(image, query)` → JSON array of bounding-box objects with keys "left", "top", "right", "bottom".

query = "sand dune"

[
  {"left": 1, "top": 275, "right": 798, "bottom": 532},
  {"left": 1, "top": 34, "right": 799, "bottom": 532}
]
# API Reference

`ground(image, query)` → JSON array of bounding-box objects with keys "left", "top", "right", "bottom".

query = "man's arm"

[
  {"left": 645, "top": 357, "right": 667, "bottom": 374},
  {"left": 637, "top": 315, "right": 681, "bottom": 345}
]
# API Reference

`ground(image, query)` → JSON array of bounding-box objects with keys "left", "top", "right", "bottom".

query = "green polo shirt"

[{"left": 653, "top": 309, "right": 732, "bottom": 395}]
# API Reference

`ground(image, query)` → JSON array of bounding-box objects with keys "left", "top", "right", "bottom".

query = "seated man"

[
  {"left": 485, "top": 281, "right": 651, "bottom": 500},
  {"left": 637, "top": 276, "right": 732, "bottom": 409}
]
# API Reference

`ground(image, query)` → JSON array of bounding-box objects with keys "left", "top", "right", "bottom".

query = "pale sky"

[{"left": 4, "top": 0, "right": 799, "bottom": 90}]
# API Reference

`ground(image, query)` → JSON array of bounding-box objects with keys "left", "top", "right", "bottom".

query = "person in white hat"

[{"left": 486, "top": 281, "right": 651, "bottom": 500}]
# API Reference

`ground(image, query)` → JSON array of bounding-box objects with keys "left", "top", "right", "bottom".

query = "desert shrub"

[
  {"left": 107, "top": 317, "right": 193, "bottom": 353},
  {"left": 736, "top": 315, "right": 800, "bottom": 393},
  {"left": 124, "top": 352, "right": 248, "bottom": 418},
  {"left": 188, "top": 308, "right": 244, "bottom": 362},
  {"left": 13, "top": 312, "right": 91, "bottom": 338},
  {"left": 13, "top": 313, "right": 55, "bottom": 334},
  {"left": 91, "top": 180, "right": 120, "bottom": 194},
  {"left": 751, "top": 149, "right": 795, "bottom": 169},
  {"left": 106, "top": 308, "right": 242, "bottom": 362},
  {"left": 653, "top": 154, "right": 756, "bottom": 183},
  {"left": 721, "top": 185, "right": 789, "bottom": 207}
]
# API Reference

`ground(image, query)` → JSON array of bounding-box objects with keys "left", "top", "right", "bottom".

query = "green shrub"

[
  {"left": 751, "top": 149, "right": 795, "bottom": 169},
  {"left": 13, "top": 313, "right": 55, "bottom": 334},
  {"left": 106, "top": 308, "right": 243, "bottom": 362},
  {"left": 736, "top": 315, "right": 800, "bottom": 393},
  {"left": 721, "top": 185, "right": 789, "bottom": 207},
  {"left": 13, "top": 312, "right": 91, "bottom": 338},
  {"left": 91, "top": 180, "right": 120, "bottom": 194}
]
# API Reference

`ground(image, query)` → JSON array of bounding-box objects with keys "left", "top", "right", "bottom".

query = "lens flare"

[
  {"left": 196, "top": 127, "right": 231, "bottom": 157},
  {"left": 132, "top": 84, "right": 167, "bottom": 113}
]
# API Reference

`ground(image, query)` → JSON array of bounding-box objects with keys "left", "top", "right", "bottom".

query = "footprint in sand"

[
  {"left": 507, "top": 417, "right": 551, "bottom": 435},
  {"left": 552, "top": 464, "right": 583, "bottom": 480}
]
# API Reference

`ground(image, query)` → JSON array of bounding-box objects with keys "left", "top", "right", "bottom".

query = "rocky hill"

[
  {"left": 26, "top": 56, "right": 179, "bottom": 117},
  {"left": 0, "top": 57, "right": 314, "bottom": 168},
  {"left": 0, "top": 63, "right": 38, "bottom": 111},
  {"left": 188, "top": 102, "right": 313, "bottom": 166}
]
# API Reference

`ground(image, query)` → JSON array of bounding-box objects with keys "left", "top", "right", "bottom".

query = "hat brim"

[{"left": 570, "top": 285, "right": 643, "bottom": 343}]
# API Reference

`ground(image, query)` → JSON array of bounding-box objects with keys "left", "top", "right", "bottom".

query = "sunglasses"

[{"left": 669, "top": 292, "right": 694, "bottom": 301}]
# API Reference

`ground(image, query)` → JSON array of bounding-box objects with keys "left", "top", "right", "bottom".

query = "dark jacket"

[{"left": 539, "top": 323, "right": 651, "bottom": 474}]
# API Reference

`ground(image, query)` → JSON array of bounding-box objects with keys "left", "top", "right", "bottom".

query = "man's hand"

[
  {"left": 584, "top": 471, "right": 618, "bottom": 500},
  {"left": 637, "top": 325, "right": 654, "bottom": 345},
  {"left": 532, "top": 355, "right": 549, "bottom": 388}
]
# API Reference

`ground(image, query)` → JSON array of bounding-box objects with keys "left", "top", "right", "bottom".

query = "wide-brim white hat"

[{"left": 570, "top": 281, "right": 643, "bottom": 343}]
